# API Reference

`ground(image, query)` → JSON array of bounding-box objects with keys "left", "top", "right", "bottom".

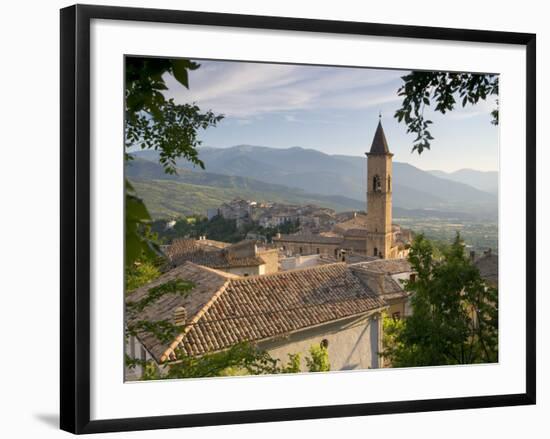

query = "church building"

[{"left": 273, "top": 118, "right": 410, "bottom": 260}]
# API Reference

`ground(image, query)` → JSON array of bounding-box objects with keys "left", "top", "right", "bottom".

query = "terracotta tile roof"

[
  {"left": 273, "top": 233, "right": 343, "bottom": 245},
  {"left": 344, "top": 228, "right": 369, "bottom": 237},
  {"left": 332, "top": 214, "right": 368, "bottom": 233},
  {"left": 351, "top": 259, "right": 412, "bottom": 274},
  {"left": 166, "top": 239, "right": 265, "bottom": 269},
  {"left": 349, "top": 260, "right": 412, "bottom": 301},
  {"left": 126, "top": 263, "right": 233, "bottom": 362},
  {"left": 127, "top": 262, "right": 387, "bottom": 363}
]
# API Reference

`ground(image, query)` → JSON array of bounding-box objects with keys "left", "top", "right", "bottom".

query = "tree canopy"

[
  {"left": 382, "top": 233, "right": 498, "bottom": 367},
  {"left": 124, "top": 57, "right": 224, "bottom": 267},
  {"left": 394, "top": 72, "right": 499, "bottom": 154}
]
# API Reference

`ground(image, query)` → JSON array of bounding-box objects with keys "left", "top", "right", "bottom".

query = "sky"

[{"left": 163, "top": 59, "right": 499, "bottom": 173}]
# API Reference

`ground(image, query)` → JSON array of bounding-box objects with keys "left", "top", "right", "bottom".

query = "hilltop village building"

[
  {"left": 273, "top": 120, "right": 411, "bottom": 259},
  {"left": 165, "top": 237, "right": 279, "bottom": 277},
  {"left": 209, "top": 200, "right": 336, "bottom": 233}
]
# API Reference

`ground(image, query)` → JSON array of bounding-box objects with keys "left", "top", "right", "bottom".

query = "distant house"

[
  {"left": 164, "top": 219, "right": 177, "bottom": 230},
  {"left": 274, "top": 233, "right": 343, "bottom": 258},
  {"left": 125, "top": 262, "right": 394, "bottom": 379},
  {"left": 165, "top": 238, "right": 278, "bottom": 277}
]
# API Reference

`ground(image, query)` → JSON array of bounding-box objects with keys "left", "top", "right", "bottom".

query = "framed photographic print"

[{"left": 60, "top": 4, "right": 536, "bottom": 434}]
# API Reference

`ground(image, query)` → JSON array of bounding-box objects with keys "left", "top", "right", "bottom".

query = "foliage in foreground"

[
  {"left": 126, "top": 342, "right": 330, "bottom": 380},
  {"left": 382, "top": 233, "right": 498, "bottom": 367},
  {"left": 394, "top": 72, "right": 499, "bottom": 154},
  {"left": 124, "top": 57, "right": 224, "bottom": 267},
  {"left": 125, "top": 261, "right": 162, "bottom": 292}
]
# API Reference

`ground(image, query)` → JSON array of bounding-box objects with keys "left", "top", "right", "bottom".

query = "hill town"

[{"left": 125, "top": 120, "right": 498, "bottom": 380}]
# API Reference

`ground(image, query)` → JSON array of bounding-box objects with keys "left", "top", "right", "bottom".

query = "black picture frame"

[{"left": 60, "top": 4, "right": 536, "bottom": 434}]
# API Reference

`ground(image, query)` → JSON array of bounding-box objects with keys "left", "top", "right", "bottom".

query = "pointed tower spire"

[{"left": 368, "top": 118, "right": 390, "bottom": 155}]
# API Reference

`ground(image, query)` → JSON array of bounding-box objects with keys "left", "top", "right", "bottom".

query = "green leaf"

[{"left": 171, "top": 60, "right": 195, "bottom": 88}]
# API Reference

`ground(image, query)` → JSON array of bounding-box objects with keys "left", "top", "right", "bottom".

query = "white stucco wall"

[
  {"left": 260, "top": 312, "right": 383, "bottom": 372},
  {"left": 280, "top": 254, "right": 322, "bottom": 271},
  {"left": 125, "top": 335, "right": 155, "bottom": 381},
  {"left": 225, "top": 264, "right": 265, "bottom": 277}
]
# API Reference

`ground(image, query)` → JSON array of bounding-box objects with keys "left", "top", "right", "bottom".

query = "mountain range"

[
  {"left": 130, "top": 145, "right": 497, "bottom": 217},
  {"left": 427, "top": 168, "right": 498, "bottom": 194},
  {"left": 126, "top": 157, "right": 365, "bottom": 217}
]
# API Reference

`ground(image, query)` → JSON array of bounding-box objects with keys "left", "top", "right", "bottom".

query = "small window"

[
  {"left": 392, "top": 312, "right": 401, "bottom": 320},
  {"left": 299, "top": 247, "right": 303, "bottom": 254},
  {"left": 374, "top": 247, "right": 378, "bottom": 256},
  {"left": 244, "top": 273, "right": 249, "bottom": 277},
  {"left": 373, "top": 175, "right": 382, "bottom": 192},
  {"left": 409, "top": 273, "right": 416, "bottom": 282},
  {"left": 320, "top": 339, "right": 329, "bottom": 349},
  {"left": 316, "top": 248, "right": 320, "bottom": 254}
]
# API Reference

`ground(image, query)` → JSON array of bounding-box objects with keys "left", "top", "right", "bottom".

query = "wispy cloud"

[
  {"left": 436, "top": 95, "right": 498, "bottom": 121},
  {"left": 164, "top": 60, "right": 407, "bottom": 118}
]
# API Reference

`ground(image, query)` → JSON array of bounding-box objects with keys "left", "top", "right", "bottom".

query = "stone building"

[
  {"left": 165, "top": 237, "right": 279, "bottom": 277},
  {"left": 273, "top": 119, "right": 410, "bottom": 259},
  {"left": 124, "top": 261, "right": 410, "bottom": 379}
]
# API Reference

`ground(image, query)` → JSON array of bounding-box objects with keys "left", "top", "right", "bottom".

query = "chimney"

[
  {"left": 364, "top": 272, "right": 385, "bottom": 296},
  {"left": 470, "top": 250, "right": 476, "bottom": 262},
  {"left": 377, "top": 273, "right": 385, "bottom": 295}
]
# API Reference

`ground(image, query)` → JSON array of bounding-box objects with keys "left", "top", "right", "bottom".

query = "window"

[
  {"left": 373, "top": 175, "right": 381, "bottom": 192},
  {"left": 388, "top": 175, "right": 391, "bottom": 191},
  {"left": 320, "top": 339, "right": 329, "bottom": 349},
  {"left": 392, "top": 312, "right": 401, "bottom": 320},
  {"left": 316, "top": 248, "right": 320, "bottom": 254},
  {"left": 409, "top": 273, "right": 416, "bottom": 282},
  {"left": 374, "top": 247, "right": 378, "bottom": 256},
  {"left": 299, "top": 247, "right": 303, "bottom": 254}
]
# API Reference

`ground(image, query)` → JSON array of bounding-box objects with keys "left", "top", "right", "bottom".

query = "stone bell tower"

[{"left": 366, "top": 117, "right": 393, "bottom": 259}]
